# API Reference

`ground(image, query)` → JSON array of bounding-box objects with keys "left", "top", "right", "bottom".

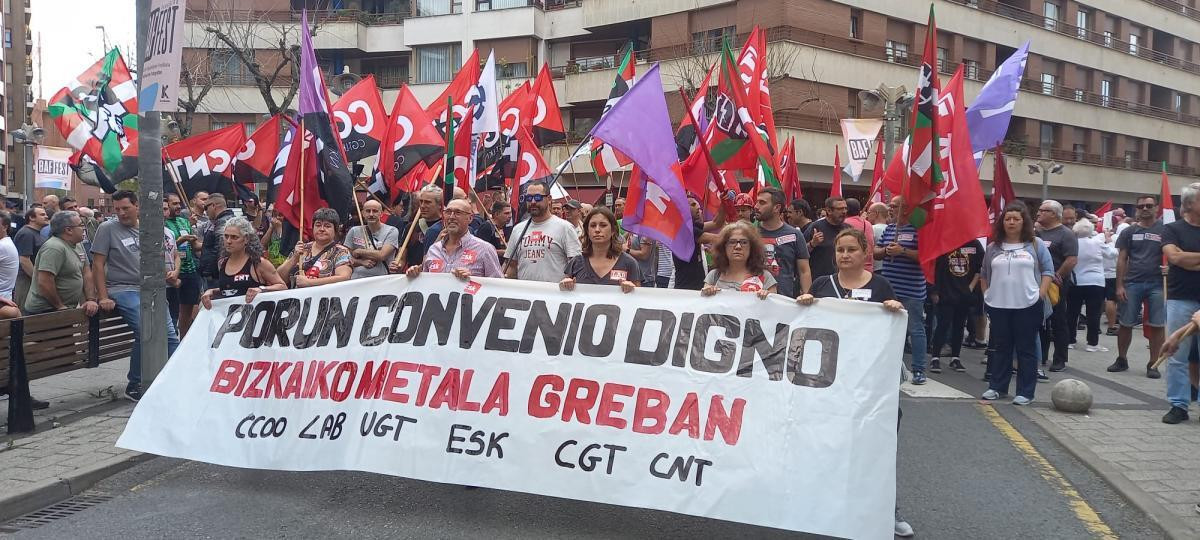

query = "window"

[
  {"left": 692, "top": 26, "right": 735, "bottom": 55},
  {"left": 2, "top": 0, "right": 9, "bottom": 13},
  {"left": 850, "top": 9, "right": 863, "bottom": 39},
  {"left": 1129, "top": 34, "right": 1139, "bottom": 55},
  {"left": 964, "top": 59, "right": 980, "bottom": 80},
  {"left": 1103, "top": 31, "right": 1113, "bottom": 47},
  {"left": 211, "top": 121, "right": 231, "bottom": 131},
  {"left": 1041, "top": 73, "right": 1055, "bottom": 95},
  {"left": 1043, "top": 1, "right": 1059, "bottom": 30},
  {"left": 1100, "top": 133, "right": 1114, "bottom": 157},
  {"left": 1073, "top": 144, "right": 1086, "bottom": 161},
  {"left": 1124, "top": 150, "right": 1138, "bottom": 166},
  {"left": 1075, "top": 9, "right": 1088, "bottom": 38},
  {"left": 1175, "top": 93, "right": 1183, "bottom": 112},
  {"left": 3, "top": 29, "right": 10, "bottom": 48},
  {"left": 210, "top": 49, "right": 247, "bottom": 82},
  {"left": 415, "top": 43, "right": 462, "bottom": 83},
  {"left": 1040, "top": 123, "right": 1055, "bottom": 156},
  {"left": 244, "top": 123, "right": 257, "bottom": 136},
  {"left": 1074, "top": 89, "right": 1084, "bottom": 101},
  {"left": 497, "top": 61, "right": 529, "bottom": 79},
  {"left": 937, "top": 47, "right": 948, "bottom": 72},
  {"left": 88, "top": 198, "right": 96, "bottom": 208},
  {"left": 476, "top": 0, "right": 528, "bottom": 10},
  {"left": 885, "top": 40, "right": 908, "bottom": 63},
  {"left": 417, "top": 0, "right": 460, "bottom": 16},
  {"left": 1100, "top": 78, "right": 1112, "bottom": 107}
]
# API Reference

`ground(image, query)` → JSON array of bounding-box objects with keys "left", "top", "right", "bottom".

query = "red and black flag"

[
  {"left": 273, "top": 122, "right": 326, "bottom": 238},
  {"left": 372, "top": 84, "right": 445, "bottom": 202},
  {"left": 297, "top": 10, "right": 355, "bottom": 222},
  {"left": 234, "top": 114, "right": 285, "bottom": 185},
  {"left": 676, "top": 63, "right": 714, "bottom": 160},
  {"left": 331, "top": 75, "right": 388, "bottom": 162},
  {"left": 590, "top": 44, "right": 636, "bottom": 177},
  {"left": 476, "top": 82, "right": 529, "bottom": 181},
  {"left": 425, "top": 49, "right": 482, "bottom": 136},
  {"left": 526, "top": 64, "right": 565, "bottom": 146},
  {"left": 163, "top": 123, "right": 247, "bottom": 200}
]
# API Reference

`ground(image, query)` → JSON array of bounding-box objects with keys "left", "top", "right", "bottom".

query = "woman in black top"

[
  {"left": 798, "top": 228, "right": 901, "bottom": 310},
  {"left": 201, "top": 217, "right": 285, "bottom": 309},
  {"left": 560, "top": 207, "right": 639, "bottom": 293}
]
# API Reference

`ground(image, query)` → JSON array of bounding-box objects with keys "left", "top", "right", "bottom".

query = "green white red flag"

[
  {"left": 48, "top": 48, "right": 139, "bottom": 182},
  {"left": 591, "top": 44, "right": 636, "bottom": 177},
  {"left": 902, "top": 5, "right": 944, "bottom": 228}
]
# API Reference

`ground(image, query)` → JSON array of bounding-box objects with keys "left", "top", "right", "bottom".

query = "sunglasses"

[
  {"left": 523, "top": 194, "right": 547, "bottom": 203},
  {"left": 1136, "top": 204, "right": 1157, "bottom": 209}
]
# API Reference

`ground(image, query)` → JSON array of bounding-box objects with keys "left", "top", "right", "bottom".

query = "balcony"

[
  {"left": 1140, "top": 0, "right": 1200, "bottom": 22},
  {"left": 1003, "top": 141, "right": 1196, "bottom": 177},
  {"left": 945, "top": 0, "right": 1200, "bottom": 77}
]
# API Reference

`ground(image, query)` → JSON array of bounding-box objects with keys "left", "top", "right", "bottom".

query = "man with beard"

[
  {"left": 388, "top": 185, "right": 445, "bottom": 272},
  {"left": 505, "top": 181, "right": 581, "bottom": 281},
  {"left": 1110, "top": 195, "right": 1167, "bottom": 378},
  {"left": 755, "top": 186, "right": 810, "bottom": 297},
  {"left": 805, "top": 196, "right": 850, "bottom": 279},
  {"left": 347, "top": 199, "right": 399, "bottom": 279}
]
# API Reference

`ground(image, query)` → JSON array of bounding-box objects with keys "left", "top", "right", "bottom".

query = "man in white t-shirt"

[
  {"left": 504, "top": 181, "right": 582, "bottom": 282},
  {"left": 0, "top": 210, "right": 20, "bottom": 306}
]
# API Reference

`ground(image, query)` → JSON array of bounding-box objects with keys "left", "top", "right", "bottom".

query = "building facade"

[
  {"left": 182, "top": 0, "right": 1200, "bottom": 205},
  {"left": 1, "top": 0, "right": 31, "bottom": 208}
]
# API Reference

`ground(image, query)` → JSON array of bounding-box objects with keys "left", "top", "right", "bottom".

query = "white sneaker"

[
  {"left": 1086, "top": 345, "right": 1109, "bottom": 353},
  {"left": 982, "top": 389, "right": 1000, "bottom": 400},
  {"left": 1013, "top": 395, "right": 1032, "bottom": 406},
  {"left": 1068, "top": 343, "right": 1076, "bottom": 349},
  {"left": 894, "top": 510, "right": 914, "bottom": 537}
]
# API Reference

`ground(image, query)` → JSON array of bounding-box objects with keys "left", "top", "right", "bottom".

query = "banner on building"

[
  {"left": 141, "top": 0, "right": 186, "bottom": 111},
  {"left": 839, "top": 119, "right": 884, "bottom": 182},
  {"left": 34, "top": 145, "right": 73, "bottom": 190},
  {"left": 117, "top": 275, "right": 905, "bottom": 539}
]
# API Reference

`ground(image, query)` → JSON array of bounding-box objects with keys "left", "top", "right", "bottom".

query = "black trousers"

[
  {"left": 1067, "top": 285, "right": 1105, "bottom": 347},
  {"left": 931, "top": 299, "right": 970, "bottom": 358},
  {"left": 1042, "top": 282, "right": 1072, "bottom": 365}
]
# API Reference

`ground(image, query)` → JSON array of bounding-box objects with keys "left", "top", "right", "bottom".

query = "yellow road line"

[{"left": 977, "top": 403, "right": 1118, "bottom": 540}]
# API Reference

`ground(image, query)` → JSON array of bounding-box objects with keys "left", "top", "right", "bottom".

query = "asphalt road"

[{"left": 1, "top": 397, "right": 1164, "bottom": 539}]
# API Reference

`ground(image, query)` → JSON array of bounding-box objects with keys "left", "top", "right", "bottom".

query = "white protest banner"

[
  {"left": 840, "top": 119, "right": 884, "bottom": 182},
  {"left": 141, "top": 0, "right": 185, "bottom": 111},
  {"left": 34, "top": 145, "right": 73, "bottom": 190},
  {"left": 118, "top": 274, "right": 904, "bottom": 539}
]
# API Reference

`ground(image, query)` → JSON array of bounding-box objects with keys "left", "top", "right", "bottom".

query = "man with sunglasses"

[
  {"left": 505, "top": 181, "right": 581, "bottom": 281},
  {"left": 1110, "top": 195, "right": 1168, "bottom": 378},
  {"left": 197, "top": 194, "right": 236, "bottom": 290},
  {"left": 1036, "top": 200, "right": 1079, "bottom": 375}
]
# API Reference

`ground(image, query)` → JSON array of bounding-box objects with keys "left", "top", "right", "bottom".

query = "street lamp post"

[
  {"left": 858, "top": 84, "right": 914, "bottom": 164},
  {"left": 12, "top": 124, "right": 45, "bottom": 207},
  {"left": 1027, "top": 161, "right": 1065, "bottom": 201}
]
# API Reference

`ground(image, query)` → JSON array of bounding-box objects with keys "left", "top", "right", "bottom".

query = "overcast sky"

[{"left": 30, "top": 0, "right": 137, "bottom": 100}]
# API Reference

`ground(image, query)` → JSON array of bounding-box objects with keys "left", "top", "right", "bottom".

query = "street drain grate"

[{"left": 0, "top": 492, "right": 114, "bottom": 532}]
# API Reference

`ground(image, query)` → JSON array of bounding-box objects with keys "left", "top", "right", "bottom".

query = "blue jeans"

[
  {"left": 901, "top": 297, "right": 927, "bottom": 373},
  {"left": 1166, "top": 299, "right": 1200, "bottom": 409},
  {"left": 987, "top": 301, "right": 1044, "bottom": 399},
  {"left": 112, "top": 290, "right": 180, "bottom": 389},
  {"left": 1119, "top": 280, "right": 1166, "bottom": 328}
]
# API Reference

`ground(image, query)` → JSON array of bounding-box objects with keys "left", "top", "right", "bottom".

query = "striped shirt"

[
  {"left": 876, "top": 224, "right": 927, "bottom": 300},
  {"left": 423, "top": 232, "right": 503, "bottom": 278}
]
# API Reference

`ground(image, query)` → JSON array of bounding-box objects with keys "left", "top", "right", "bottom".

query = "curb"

[
  {"left": 0, "top": 452, "right": 152, "bottom": 524},
  {"left": 1019, "top": 407, "right": 1196, "bottom": 540}
]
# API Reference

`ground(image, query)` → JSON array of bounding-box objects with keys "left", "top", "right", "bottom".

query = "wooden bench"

[{"left": 2, "top": 309, "right": 135, "bottom": 434}]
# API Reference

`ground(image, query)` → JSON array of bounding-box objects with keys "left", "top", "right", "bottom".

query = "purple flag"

[
  {"left": 589, "top": 63, "right": 696, "bottom": 260},
  {"left": 298, "top": 10, "right": 355, "bottom": 222},
  {"left": 967, "top": 41, "right": 1029, "bottom": 168}
]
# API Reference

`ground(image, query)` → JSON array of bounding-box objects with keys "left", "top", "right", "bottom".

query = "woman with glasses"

[
  {"left": 980, "top": 203, "right": 1054, "bottom": 405},
  {"left": 276, "top": 208, "right": 353, "bottom": 289},
  {"left": 200, "top": 217, "right": 286, "bottom": 309},
  {"left": 700, "top": 222, "right": 776, "bottom": 299},
  {"left": 560, "top": 207, "right": 639, "bottom": 293}
]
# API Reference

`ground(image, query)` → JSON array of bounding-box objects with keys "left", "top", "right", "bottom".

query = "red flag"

[
  {"left": 1093, "top": 200, "right": 1113, "bottom": 233},
  {"left": 675, "top": 63, "right": 715, "bottom": 160},
  {"left": 163, "top": 123, "right": 247, "bottom": 200},
  {"left": 526, "top": 64, "right": 565, "bottom": 146},
  {"left": 779, "top": 136, "right": 801, "bottom": 202},
  {"left": 449, "top": 106, "right": 475, "bottom": 193},
  {"left": 379, "top": 84, "right": 446, "bottom": 193},
  {"left": 830, "top": 146, "right": 843, "bottom": 198},
  {"left": 498, "top": 82, "right": 530, "bottom": 137},
  {"left": 234, "top": 115, "right": 285, "bottom": 185},
  {"left": 903, "top": 6, "right": 944, "bottom": 228},
  {"left": 868, "top": 137, "right": 886, "bottom": 203},
  {"left": 1161, "top": 162, "right": 1176, "bottom": 225},
  {"left": 509, "top": 126, "right": 555, "bottom": 219},
  {"left": 331, "top": 75, "right": 388, "bottom": 162},
  {"left": 425, "top": 49, "right": 481, "bottom": 134},
  {"left": 989, "top": 147, "right": 1016, "bottom": 224},
  {"left": 743, "top": 27, "right": 779, "bottom": 159},
  {"left": 274, "top": 127, "right": 326, "bottom": 236},
  {"left": 917, "top": 66, "right": 991, "bottom": 281}
]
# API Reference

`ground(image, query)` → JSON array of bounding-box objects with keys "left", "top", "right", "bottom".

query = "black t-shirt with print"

[
  {"left": 810, "top": 273, "right": 897, "bottom": 303},
  {"left": 935, "top": 240, "right": 983, "bottom": 303}
]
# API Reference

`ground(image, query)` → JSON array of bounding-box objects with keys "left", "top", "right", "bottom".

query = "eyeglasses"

[
  {"left": 443, "top": 209, "right": 470, "bottom": 217},
  {"left": 1136, "top": 204, "right": 1157, "bottom": 210},
  {"left": 523, "top": 194, "right": 547, "bottom": 203},
  {"left": 727, "top": 239, "right": 750, "bottom": 246}
]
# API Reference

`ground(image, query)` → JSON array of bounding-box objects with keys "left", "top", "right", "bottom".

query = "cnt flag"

[
  {"left": 426, "top": 49, "right": 482, "bottom": 136},
  {"left": 297, "top": 9, "right": 355, "bottom": 222},
  {"left": 778, "top": 136, "right": 801, "bottom": 202},
  {"left": 374, "top": 84, "right": 446, "bottom": 201},
  {"left": 48, "top": 48, "right": 139, "bottom": 182},
  {"left": 476, "top": 82, "right": 529, "bottom": 178},
  {"left": 509, "top": 127, "right": 555, "bottom": 222},
  {"left": 591, "top": 44, "right": 636, "bottom": 177},
  {"left": 234, "top": 114, "right": 286, "bottom": 185},
  {"left": 526, "top": 64, "right": 566, "bottom": 147},
  {"left": 446, "top": 103, "right": 475, "bottom": 205},
  {"left": 590, "top": 63, "right": 695, "bottom": 260},
  {"left": 675, "top": 63, "right": 714, "bottom": 161},
  {"left": 163, "top": 123, "right": 247, "bottom": 200},
  {"left": 273, "top": 122, "right": 326, "bottom": 240},
  {"left": 331, "top": 75, "right": 388, "bottom": 162},
  {"left": 902, "top": 5, "right": 944, "bottom": 228}
]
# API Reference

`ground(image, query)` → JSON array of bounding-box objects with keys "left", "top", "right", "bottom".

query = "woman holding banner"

[
  {"left": 560, "top": 207, "right": 639, "bottom": 293},
  {"left": 979, "top": 203, "right": 1053, "bottom": 406},
  {"left": 276, "top": 208, "right": 353, "bottom": 289},
  {"left": 200, "top": 218, "right": 286, "bottom": 309},
  {"left": 700, "top": 222, "right": 776, "bottom": 299}
]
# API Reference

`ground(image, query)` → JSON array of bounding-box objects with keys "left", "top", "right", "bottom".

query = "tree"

[{"left": 200, "top": 6, "right": 312, "bottom": 117}]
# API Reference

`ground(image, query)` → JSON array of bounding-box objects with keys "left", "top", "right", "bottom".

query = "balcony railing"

[
  {"left": 1004, "top": 141, "right": 1197, "bottom": 177},
  {"left": 189, "top": 8, "right": 408, "bottom": 25},
  {"left": 1140, "top": 0, "right": 1200, "bottom": 21},
  {"left": 945, "top": 0, "right": 1200, "bottom": 76}
]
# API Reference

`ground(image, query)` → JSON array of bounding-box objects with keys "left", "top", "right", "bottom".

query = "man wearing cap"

[
  {"left": 735, "top": 193, "right": 755, "bottom": 223},
  {"left": 564, "top": 199, "right": 584, "bottom": 239}
]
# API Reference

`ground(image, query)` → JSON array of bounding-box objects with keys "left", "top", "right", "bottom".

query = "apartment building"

[
  {"left": 0, "top": 0, "right": 30, "bottom": 206},
  {"left": 183, "top": 0, "right": 1200, "bottom": 205}
]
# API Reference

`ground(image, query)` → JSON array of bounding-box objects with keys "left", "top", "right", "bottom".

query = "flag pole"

[
  {"left": 160, "top": 148, "right": 191, "bottom": 205},
  {"left": 678, "top": 87, "right": 732, "bottom": 220},
  {"left": 393, "top": 160, "right": 443, "bottom": 269},
  {"left": 298, "top": 118, "right": 307, "bottom": 244}
]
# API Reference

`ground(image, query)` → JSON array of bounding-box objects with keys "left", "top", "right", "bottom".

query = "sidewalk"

[{"left": 0, "top": 358, "right": 145, "bottom": 523}]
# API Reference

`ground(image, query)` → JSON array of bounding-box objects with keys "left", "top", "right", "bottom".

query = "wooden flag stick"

[
  {"left": 298, "top": 118, "right": 307, "bottom": 244},
  {"left": 392, "top": 161, "right": 444, "bottom": 268},
  {"left": 160, "top": 148, "right": 191, "bottom": 205}
]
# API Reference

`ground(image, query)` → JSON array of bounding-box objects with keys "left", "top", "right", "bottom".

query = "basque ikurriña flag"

[
  {"left": 902, "top": 5, "right": 944, "bottom": 228},
  {"left": 591, "top": 44, "right": 636, "bottom": 177},
  {"left": 48, "top": 48, "right": 139, "bottom": 182}
]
